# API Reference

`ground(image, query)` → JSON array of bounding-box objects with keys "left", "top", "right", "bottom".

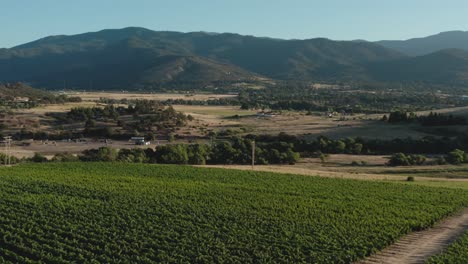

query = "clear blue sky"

[{"left": 1, "top": 0, "right": 467, "bottom": 48}]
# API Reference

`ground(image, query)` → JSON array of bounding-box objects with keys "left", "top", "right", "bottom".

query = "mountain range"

[
  {"left": 377, "top": 31, "right": 468, "bottom": 56},
  {"left": 1, "top": 27, "right": 468, "bottom": 90}
]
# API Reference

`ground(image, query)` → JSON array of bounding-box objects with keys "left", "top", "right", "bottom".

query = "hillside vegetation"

[
  {"left": 2, "top": 27, "right": 468, "bottom": 90},
  {"left": 377, "top": 30, "right": 468, "bottom": 56},
  {"left": 0, "top": 83, "right": 50, "bottom": 99},
  {"left": 0, "top": 163, "right": 466, "bottom": 263}
]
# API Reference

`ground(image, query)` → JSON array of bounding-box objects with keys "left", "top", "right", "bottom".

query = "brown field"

[
  {"left": 241, "top": 114, "right": 430, "bottom": 139},
  {"left": 10, "top": 102, "right": 427, "bottom": 139},
  {"left": 35, "top": 92, "right": 465, "bottom": 140},
  {"left": 3, "top": 99, "right": 465, "bottom": 142},
  {"left": 2, "top": 102, "right": 101, "bottom": 134},
  {"left": 415, "top": 105, "right": 468, "bottom": 117},
  {"left": 17, "top": 102, "right": 99, "bottom": 115},
  {"left": 69, "top": 92, "right": 237, "bottom": 102},
  {"left": 174, "top": 107, "right": 431, "bottom": 139},
  {"left": 9, "top": 139, "right": 172, "bottom": 159}
]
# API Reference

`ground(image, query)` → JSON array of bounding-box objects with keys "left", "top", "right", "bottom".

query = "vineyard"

[
  {"left": 427, "top": 231, "right": 468, "bottom": 263},
  {"left": 0, "top": 163, "right": 466, "bottom": 263}
]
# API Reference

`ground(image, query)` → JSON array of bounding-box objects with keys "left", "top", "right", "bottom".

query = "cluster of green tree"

[
  {"left": 234, "top": 83, "right": 468, "bottom": 113},
  {"left": 50, "top": 103, "right": 190, "bottom": 139},
  {"left": 446, "top": 149, "right": 468, "bottom": 164},
  {"left": 97, "top": 97, "right": 240, "bottom": 109},
  {"left": 387, "top": 153, "right": 427, "bottom": 166},
  {"left": 0, "top": 82, "right": 82, "bottom": 109},
  {"left": 244, "top": 133, "right": 468, "bottom": 155},
  {"left": 386, "top": 111, "right": 467, "bottom": 126},
  {"left": 243, "top": 134, "right": 365, "bottom": 156},
  {"left": 94, "top": 84, "right": 468, "bottom": 115},
  {"left": 53, "top": 137, "right": 300, "bottom": 165},
  {"left": 67, "top": 100, "right": 172, "bottom": 121},
  {"left": 209, "top": 137, "right": 299, "bottom": 165},
  {"left": 67, "top": 105, "right": 121, "bottom": 121},
  {"left": 0, "top": 152, "right": 53, "bottom": 164},
  {"left": 161, "top": 98, "right": 240, "bottom": 107},
  {"left": 137, "top": 80, "right": 258, "bottom": 93},
  {"left": 361, "top": 135, "right": 468, "bottom": 154},
  {"left": 388, "top": 149, "right": 468, "bottom": 166},
  {"left": 67, "top": 102, "right": 188, "bottom": 123},
  {"left": 0, "top": 153, "right": 20, "bottom": 165}
]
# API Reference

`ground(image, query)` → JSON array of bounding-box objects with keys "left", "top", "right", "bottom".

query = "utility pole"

[
  {"left": 3, "top": 139, "right": 6, "bottom": 165},
  {"left": 3, "top": 136, "right": 11, "bottom": 166},
  {"left": 251, "top": 140, "right": 255, "bottom": 170}
]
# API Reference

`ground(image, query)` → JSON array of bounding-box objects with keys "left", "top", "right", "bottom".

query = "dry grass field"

[
  {"left": 12, "top": 92, "right": 460, "bottom": 140},
  {"left": 68, "top": 91, "right": 236, "bottom": 101},
  {"left": 9, "top": 139, "right": 165, "bottom": 159},
  {"left": 415, "top": 105, "right": 468, "bottom": 117}
]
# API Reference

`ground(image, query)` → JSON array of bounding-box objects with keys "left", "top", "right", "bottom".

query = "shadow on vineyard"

[{"left": 0, "top": 163, "right": 466, "bottom": 263}]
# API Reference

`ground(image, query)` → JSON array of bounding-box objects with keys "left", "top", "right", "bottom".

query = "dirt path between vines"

[{"left": 358, "top": 208, "right": 468, "bottom": 264}]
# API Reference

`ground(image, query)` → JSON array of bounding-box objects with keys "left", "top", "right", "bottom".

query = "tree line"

[
  {"left": 46, "top": 137, "right": 300, "bottom": 165},
  {"left": 245, "top": 133, "right": 468, "bottom": 156},
  {"left": 388, "top": 149, "right": 468, "bottom": 166},
  {"left": 385, "top": 111, "right": 467, "bottom": 126}
]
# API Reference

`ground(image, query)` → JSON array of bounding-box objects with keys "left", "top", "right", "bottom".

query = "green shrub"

[
  {"left": 388, "top": 153, "right": 426, "bottom": 166},
  {"left": 388, "top": 153, "right": 410, "bottom": 166},
  {"left": 52, "top": 153, "right": 79, "bottom": 162},
  {"left": 0, "top": 153, "right": 20, "bottom": 164},
  {"left": 30, "top": 153, "right": 48, "bottom": 163},
  {"left": 447, "top": 149, "right": 465, "bottom": 164}
]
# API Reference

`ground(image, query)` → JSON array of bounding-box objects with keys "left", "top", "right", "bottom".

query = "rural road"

[{"left": 357, "top": 208, "right": 468, "bottom": 264}]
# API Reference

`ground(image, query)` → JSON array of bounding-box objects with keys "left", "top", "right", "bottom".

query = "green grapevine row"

[{"left": 0, "top": 163, "right": 466, "bottom": 263}]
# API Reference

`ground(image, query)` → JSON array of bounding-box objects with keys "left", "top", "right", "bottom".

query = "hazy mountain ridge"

[
  {"left": 377, "top": 31, "right": 468, "bottom": 56},
  {"left": 1, "top": 27, "right": 468, "bottom": 90},
  {"left": 367, "top": 48, "right": 468, "bottom": 83}
]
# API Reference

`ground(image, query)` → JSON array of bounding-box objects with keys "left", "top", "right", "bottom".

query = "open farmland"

[
  {"left": 0, "top": 163, "right": 466, "bottom": 263},
  {"left": 5, "top": 92, "right": 467, "bottom": 143}
]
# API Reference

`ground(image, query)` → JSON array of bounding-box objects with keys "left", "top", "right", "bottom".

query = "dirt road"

[{"left": 358, "top": 208, "right": 468, "bottom": 264}]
